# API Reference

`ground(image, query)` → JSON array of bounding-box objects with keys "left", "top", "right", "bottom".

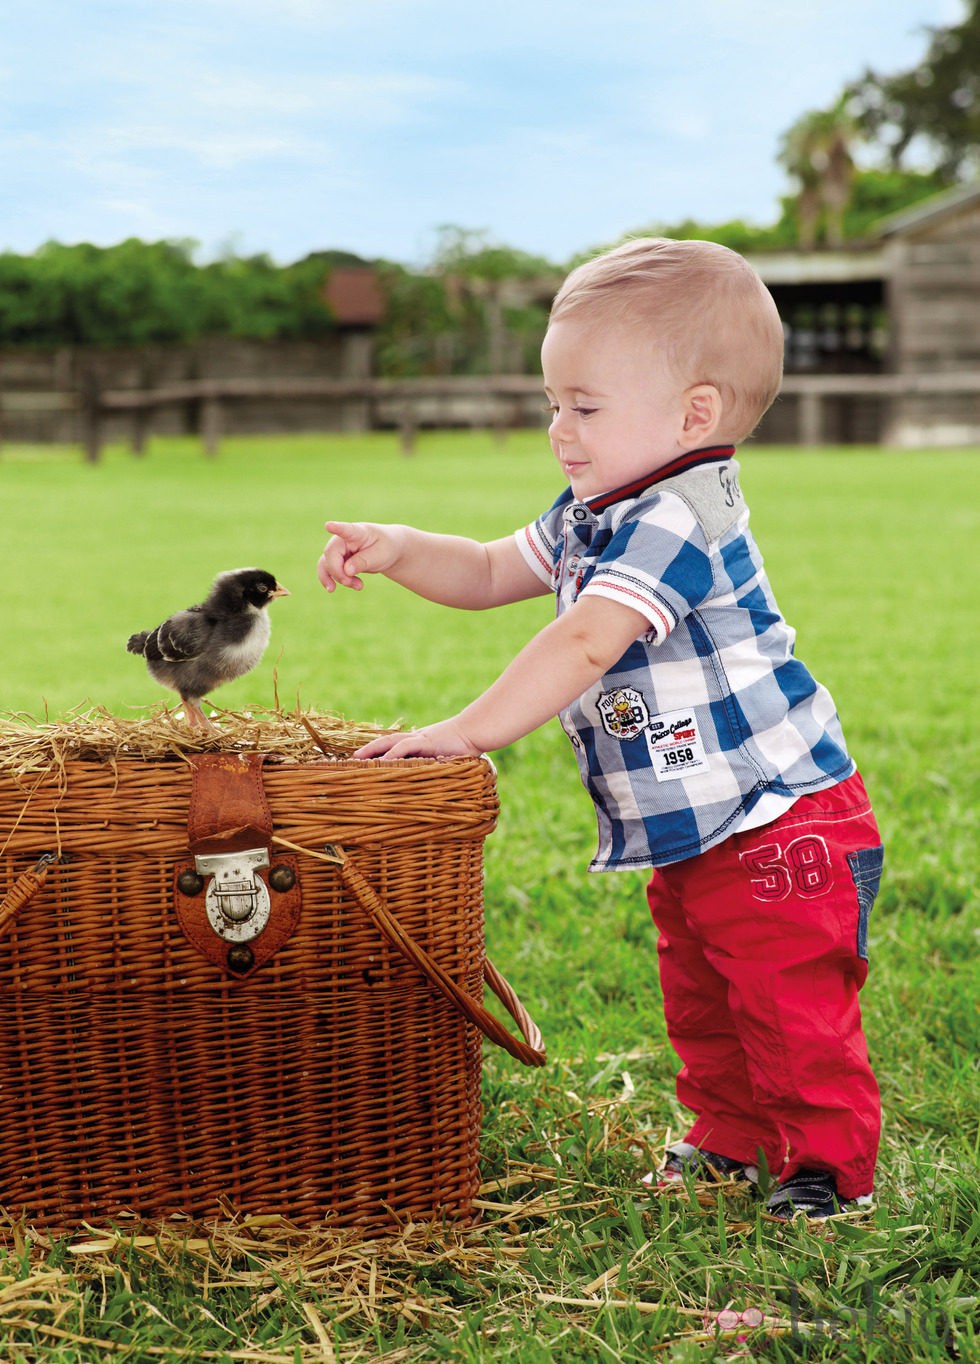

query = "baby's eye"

[{"left": 572, "top": 405, "right": 597, "bottom": 417}]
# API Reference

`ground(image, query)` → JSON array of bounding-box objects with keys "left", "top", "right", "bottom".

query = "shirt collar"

[{"left": 582, "top": 445, "right": 736, "bottom": 515}]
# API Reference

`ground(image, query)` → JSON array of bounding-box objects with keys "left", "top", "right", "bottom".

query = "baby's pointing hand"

[{"left": 317, "top": 521, "right": 393, "bottom": 592}]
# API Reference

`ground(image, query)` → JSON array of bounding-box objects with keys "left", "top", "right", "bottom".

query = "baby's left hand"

[{"left": 355, "top": 720, "right": 482, "bottom": 761}]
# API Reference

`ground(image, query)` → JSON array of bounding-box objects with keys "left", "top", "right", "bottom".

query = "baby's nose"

[{"left": 549, "top": 409, "right": 572, "bottom": 442}]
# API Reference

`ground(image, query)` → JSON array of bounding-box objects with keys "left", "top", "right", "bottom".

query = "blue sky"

[{"left": 0, "top": 0, "right": 965, "bottom": 267}]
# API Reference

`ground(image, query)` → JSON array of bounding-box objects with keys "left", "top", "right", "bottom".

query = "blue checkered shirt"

[{"left": 515, "top": 446, "right": 856, "bottom": 870}]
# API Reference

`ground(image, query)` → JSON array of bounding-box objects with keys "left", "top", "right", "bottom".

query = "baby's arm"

[
  {"left": 355, "top": 594, "right": 648, "bottom": 760},
  {"left": 318, "top": 521, "right": 544, "bottom": 609}
]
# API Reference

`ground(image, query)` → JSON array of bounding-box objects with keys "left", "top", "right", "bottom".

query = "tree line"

[
  {"left": 1, "top": 0, "right": 976, "bottom": 377},
  {"left": 0, "top": 242, "right": 361, "bottom": 349}
]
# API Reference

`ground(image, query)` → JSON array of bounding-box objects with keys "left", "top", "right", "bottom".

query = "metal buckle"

[{"left": 194, "top": 847, "right": 271, "bottom": 943}]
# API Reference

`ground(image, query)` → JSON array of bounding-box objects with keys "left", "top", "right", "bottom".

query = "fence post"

[
  {"left": 81, "top": 374, "right": 103, "bottom": 463},
  {"left": 200, "top": 396, "right": 223, "bottom": 457},
  {"left": 491, "top": 405, "right": 509, "bottom": 446},
  {"left": 399, "top": 405, "right": 416, "bottom": 456},
  {"left": 131, "top": 400, "right": 152, "bottom": 456},
  {"left": 130, "top": 361, "right": 154, "bottom": 455},
  {"left": 798, "top": 390, "right": 823, "bottom": 446}
]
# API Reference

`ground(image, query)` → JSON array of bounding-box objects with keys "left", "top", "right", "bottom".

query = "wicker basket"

[{"left": 0, "top": 734, "right": 544, "bottom": 1230}]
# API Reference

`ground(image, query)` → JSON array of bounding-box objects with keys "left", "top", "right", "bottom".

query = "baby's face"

[{"left": 541, "top": 319, "right": 690, "bottom": 501}]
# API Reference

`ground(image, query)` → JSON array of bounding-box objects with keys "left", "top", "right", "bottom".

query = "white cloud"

[{"left": 104, "top": 127, "right": 304, "bottom": 170}]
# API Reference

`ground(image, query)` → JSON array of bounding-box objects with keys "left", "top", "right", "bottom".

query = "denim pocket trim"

[{"left": 847, "top": 844, "right": 885, "bottom": 961}]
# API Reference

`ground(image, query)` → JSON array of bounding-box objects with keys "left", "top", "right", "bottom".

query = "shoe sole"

[
  {"left": 765, "top": 1197, "right": 875, "bottom": 1223},
  {"left": 643, "top": 1164, "right": 760, "bottom": 1190}
]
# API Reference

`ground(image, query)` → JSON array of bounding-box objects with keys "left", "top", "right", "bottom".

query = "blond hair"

[{"left": 550, "top": 238, "right": 784, "bottom": 442}]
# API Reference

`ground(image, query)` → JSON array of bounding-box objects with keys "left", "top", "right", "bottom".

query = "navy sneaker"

[
  {"left": 644, "top": 1141, "right": 759, "bottom": 1189},
  {"left": 765, "top": 1168, "right": 874, "bottom": 1221}
]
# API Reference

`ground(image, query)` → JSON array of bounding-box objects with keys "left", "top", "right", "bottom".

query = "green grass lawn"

[{"left": 1, "top": 432, "right": 978, "bottom": 1362}]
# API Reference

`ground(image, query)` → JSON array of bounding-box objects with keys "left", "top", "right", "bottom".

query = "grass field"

[{"left": 1, "top": 431, "right": 978, "bottom": 1362}]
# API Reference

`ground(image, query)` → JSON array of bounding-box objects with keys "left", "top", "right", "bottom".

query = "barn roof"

[{"left": 874, "top": 181, "right": 980, "bottom": 238}]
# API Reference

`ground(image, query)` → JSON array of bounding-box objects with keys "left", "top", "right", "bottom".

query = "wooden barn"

[{"left": 750, "top": 181, "right": 980, "bottom": 447}]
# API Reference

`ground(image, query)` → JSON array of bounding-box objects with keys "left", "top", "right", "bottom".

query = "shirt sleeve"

[
  {"left": 514, "top": 521, "right": 554, "bottom": 586},
  {"left": 579, "top": 491, "right": 714, "bottom": 641}
]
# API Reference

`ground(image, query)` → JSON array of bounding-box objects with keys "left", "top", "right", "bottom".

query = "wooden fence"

[
  {"left": 96, "top": 374, "right": 551, "bottom": 460},
  {"left": 3, "top": 371, "right": 980, "bottom": 459},
  {"left": 778, "top": 370, "right": 980, "bottom": 446}
]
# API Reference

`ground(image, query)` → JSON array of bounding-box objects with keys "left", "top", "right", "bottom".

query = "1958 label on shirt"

[{"left": 644, "top": 708, "right": 710, "bottom": 781}]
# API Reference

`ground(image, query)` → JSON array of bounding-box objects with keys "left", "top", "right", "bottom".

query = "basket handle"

[
  {"left": 272, "top": 836, "right": 546, "bottom": 1068},
  {"left": 1, "top": 843, "right": 547, "bottom": 1069},
  {"left": 0, "top": 854, "right": 60, "bottom": 940}
]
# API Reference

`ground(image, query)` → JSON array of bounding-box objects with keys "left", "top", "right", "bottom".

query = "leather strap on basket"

[
  {"left": 0, "top": 854, "right": 60, "bottom": 941},
  {"left": 272, "top": 835, "right": 546, "bottom": 1068},
  {"left": 175, "top": 753, "right": 301, "bottom": 979},
  {"left": 186, "top": 752, "right": 274, "bottom": 852}
]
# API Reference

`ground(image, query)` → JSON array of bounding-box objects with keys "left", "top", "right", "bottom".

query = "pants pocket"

[{"left": 846, "top": 844, "right": 885, "bottom": 961}]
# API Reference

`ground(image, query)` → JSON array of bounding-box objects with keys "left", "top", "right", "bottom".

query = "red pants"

[{"left": 647, "top": 772, "right": 884, "bottom": 1198}]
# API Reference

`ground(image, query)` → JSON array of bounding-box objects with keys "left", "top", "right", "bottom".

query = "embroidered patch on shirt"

[
  {"left": 596, "top": 687, "right": 649, "bottom": 741},
  {"left": 644, "top": 708, "right": 711, "bottom": 781}
]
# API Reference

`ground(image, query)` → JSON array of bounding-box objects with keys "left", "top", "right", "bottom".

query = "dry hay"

[
  {"left": 0, "top": 1174, "right": 557, "bottom": 1364},
  {"left": 0, "top": 703, "right": 401, "bottom": 782},
  {"left": 0, "top": 1151, "right": 789, "bottom": 1361},
  {"left": 0, "top": 1085, "right": 791, "bottom": 1358}
]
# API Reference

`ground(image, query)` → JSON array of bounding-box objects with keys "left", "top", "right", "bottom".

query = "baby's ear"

[{"left": 681, "top": 384, "right": 723, "bottom": 446}]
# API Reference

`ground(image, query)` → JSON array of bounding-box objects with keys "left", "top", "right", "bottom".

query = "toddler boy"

[{"left": 317, "top": 238, "right": 884, "bottom": 1220}]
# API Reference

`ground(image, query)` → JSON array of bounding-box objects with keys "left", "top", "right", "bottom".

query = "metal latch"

[{"left": 194, "top": 847, "right": 271, "bottom": 943}]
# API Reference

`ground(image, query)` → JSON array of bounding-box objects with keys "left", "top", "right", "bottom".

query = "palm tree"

[{"left": 779, "top": 99, "right": 858, "bottom": 248}]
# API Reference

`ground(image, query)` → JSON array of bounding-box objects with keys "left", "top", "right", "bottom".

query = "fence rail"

[{"left": 2, "top": 371, "right": 980, "bottom": 459}]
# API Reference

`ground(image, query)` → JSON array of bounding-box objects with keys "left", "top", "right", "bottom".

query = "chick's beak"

[{"left": 271, "top": 583, "right": 291, "bottom": 599}]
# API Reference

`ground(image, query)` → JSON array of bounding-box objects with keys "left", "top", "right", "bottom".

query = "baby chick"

[{"left": 127, "top": 567, "right": 289, "bottom": 727}]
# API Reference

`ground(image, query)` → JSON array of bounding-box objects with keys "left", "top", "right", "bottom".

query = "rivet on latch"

[
  {"left": 226, "top": 943, "right": 254, "bottom": 974},
  {"left": 268, "top": 863, "right": 296, "bottom": 893},
  {"left": 178, "top": 869, "right": 205, "bottom": 896}
]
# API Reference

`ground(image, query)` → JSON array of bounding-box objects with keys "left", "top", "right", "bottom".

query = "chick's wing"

[{"left": 153, "top": 607, "right": 213, "bottom": 662}]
